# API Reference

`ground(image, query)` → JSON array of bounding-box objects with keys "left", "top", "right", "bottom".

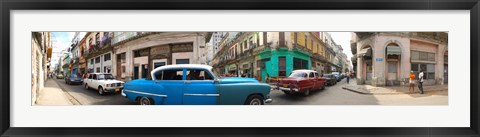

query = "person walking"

[
  {"left": 346, "top": 72, "right": 350, "bottom": 84},
  {"left": 418, "top": 69, "right": 425, "bottom": 94},
  {"left": 409, "top": 71, "right": 416, "bottom": 93}
]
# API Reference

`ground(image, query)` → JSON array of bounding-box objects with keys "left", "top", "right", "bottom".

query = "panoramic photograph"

[{"left": 31, "top": 32, "right": 448, "bottom": 105}]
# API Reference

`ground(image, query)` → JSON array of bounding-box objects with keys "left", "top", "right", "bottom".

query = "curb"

[
  {"left": 342, "top": 87, "right": 371, "bottom": 95},
  {"left": 342, "top": 86, "right": 447, "bottom": 95}
]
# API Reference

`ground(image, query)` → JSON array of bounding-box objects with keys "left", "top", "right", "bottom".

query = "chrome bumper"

[
  {"left": 278, "top": 87, "right": 299, "bottom": 92},
  {"left": 264, "top": 98, "right": 273, "bottom": 103},
  {"left": 121, "top": 89, "right": 126, "bottom": 97}
]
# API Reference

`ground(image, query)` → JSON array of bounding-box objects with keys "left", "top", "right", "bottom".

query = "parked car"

[
  {"left": 56, "top": 73, "right": 64, "bottom": 79},
  {"left": 322, "top": 74, "right": 337, "bottom": 86},
  {"left": 121, "top": 64, "right": 272, "bottom": 105},
  {"left": 275, "top": 70, "right": 327, "bottom": 96},
  {"left": 331, "top": 72, "right": 342, "bottom": 82},
  {"left": 65, "top": 74, "right": 83, "bottom": 85},
  {"left": 83, "top": 73, "right": 124, "bottom": 95}
]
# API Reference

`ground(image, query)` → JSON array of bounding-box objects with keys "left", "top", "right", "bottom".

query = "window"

[
  {"left": 104, "top": 53, "right": 111, "bottom": 61},
  {"left": 309, "top": 72, "right": 314, "bottom": 78},
  {"left": 293, "top": 57, "right": 308, "bottom": 70},
  {"left": 411, "top": 51, "right": 435, "bottom": 62},
  {"left": 154, "top": 62, "right": 166, "bottom": 69},
  {"left": 90, "top": 59, "right": 94, "bottom": 64},
  {"left": 388, "top": 62, "right": 397, "bottom": 73},
  {"left": 411, "top": 63, "right": 435, "bottom": 80},
  {"left": 278, "top": 56, "right": 286, "bottom": 76},
  {"left": 176, "top": 59, "right": 189, "bottom": 64},
  {"left": 427, "top": 64, "right": 435, "bottom": 79},
  {"left": 279, "top": 32, "right": 285, "bottom": 46},
  {"left": 154, "top": 71, "right": 163, "bottom": 80},
  {"left": 96, "top": 67, "right": 100, "bottom": 72},
  {"left": 314, "top": 72, "right": 319, "bottom": 78},
  {"left": 92, "top": 74, "right": 97, "bottom": 80},
  {"left": 249, "top": 37, "right": 254, "bottom": 48},
  {"left": 186, "top": 69, "right": 214, "bottom": 80},
  {"left": 263, "top": 32, "right": 267, "bottom": 45},
  {"left": 88, "top": 74, "right": 93, "bottom": 79},
  {"left": 162, "top": 69, "right": 184, "bottom": 80},
  {"left": 95, "top": 57, "right": 100, "bottom": 63},
  {"left": 260, "top": 58, "right": 270, "bottom": 70},
  {"left": 95, "top": 33, "right": 100, "bottom": 45}
]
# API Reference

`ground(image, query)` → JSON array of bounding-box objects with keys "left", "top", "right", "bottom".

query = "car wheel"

[
  {"left": 322, "top": 84, "right": 326, "bottom": 90},
  {"left": 139, "top": 97, "right": 153, "bottom": 105},
  {"left": 303, "top": 89, "right": 310, "bottom": 96},
  {"left": 84, "top": 84, "right": 89, "bottom": 89},
  {"left": 245, "top": 95, "right": 264, "bottom": 105},
  {"left": 98, "top": 87, "right": 104, "bottom": 95}
]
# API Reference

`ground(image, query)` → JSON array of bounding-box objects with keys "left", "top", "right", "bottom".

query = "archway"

[
  {"left": 385, "top": 43, "right": 402, "bottom": 86},
  {"left": 359, "top": 45, "right": 373, "bottom": 84}
]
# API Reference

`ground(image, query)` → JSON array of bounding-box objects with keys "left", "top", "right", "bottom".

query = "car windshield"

[
  {"left": 71, "top": 74, "right": 78, "bottom": 78},
  {"left": 289, "top": 72, "right": 307, "bottom": 78},
  {"left": 98, "top": 74, "right": 114, "bottom": 80}
]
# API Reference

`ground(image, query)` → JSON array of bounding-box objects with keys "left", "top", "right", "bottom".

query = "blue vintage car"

[{"left": 121, "top": 64, "right": 272, "bottom": 105}]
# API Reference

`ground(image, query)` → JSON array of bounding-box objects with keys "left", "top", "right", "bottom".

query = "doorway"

[{"left": 133, "top": 65, "right": 139, "bottom": 79}]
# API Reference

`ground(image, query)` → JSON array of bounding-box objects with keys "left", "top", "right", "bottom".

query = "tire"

[
  {"left": 85, "top": 84, "right": 89, "bottom": 89},
  {"left": 98, "top": 87, "right": 104, "bottom": 95},
  {"left": 303, "top": 89, "right": 311, "bottom": 96},
  {"left": 139, "top": 97, "right": 153, "bottom": 105},
  {"left": 322, "top": 83, "right": 326, "bottom": 90},
  {"left": 244, "top": 95, "right": 264, "bottom": 105}
]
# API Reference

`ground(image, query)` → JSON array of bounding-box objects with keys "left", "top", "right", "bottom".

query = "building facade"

[
  {"left": 212, "top": 32, "right": 342, "bottom": 82},
  {"left": 31, "top": 32, "right": 51, "bottom": 105},
  {"left": 352, "top": 32, "right": 448, "bottom": 86},
  {"left": 112, "top": 32, "right": 211, "bottom": 81}
]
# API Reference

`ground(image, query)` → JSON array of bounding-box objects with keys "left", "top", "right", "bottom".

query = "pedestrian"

[
  {"left": 418, "top": 69, "right": 425, "bottom": 94},
  {"left": 409, "top": 70, "right": 416, "bottom": 93},
  {"left": 346, "top": 72, "right": 350, "bottom": 84}
]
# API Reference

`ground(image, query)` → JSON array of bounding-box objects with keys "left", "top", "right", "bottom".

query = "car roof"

[
  {"left": 292, "top": 69, "right": 317, "bottom": 73},
  {"left": 152, "top": 64, "right": 213, "bottom": 72}
]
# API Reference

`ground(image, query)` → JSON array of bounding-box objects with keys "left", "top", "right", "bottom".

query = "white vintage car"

[{"left": 83, "top": 73, "right": 124, "bottom": 95}]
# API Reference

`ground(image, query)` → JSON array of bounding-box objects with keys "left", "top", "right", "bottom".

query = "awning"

[
  {"left": 386, "top": 46, "right": 401, "bottom": 55},
  {"left": 358, "top": 47, "right": 372, "bottom": 57}
]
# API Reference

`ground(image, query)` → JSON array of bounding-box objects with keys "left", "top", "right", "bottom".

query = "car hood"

[{"left": 219, "top": 77, "right": 259, "bottom": 84}]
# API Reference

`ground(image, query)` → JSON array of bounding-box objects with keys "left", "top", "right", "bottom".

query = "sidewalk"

[
  {"left": 35, "top": 79, "right": 73, "bottom": 105},
  {"left": 342, "top": 80, "right": 448, "bottom": 95}
]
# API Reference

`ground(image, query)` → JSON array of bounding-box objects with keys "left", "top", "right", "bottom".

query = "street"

[
  {"left": 53, "top": 78, "right": 135, "bottom": 105},
  {"left": 53, "top": 78, "right": 447, "bottom": 105}
]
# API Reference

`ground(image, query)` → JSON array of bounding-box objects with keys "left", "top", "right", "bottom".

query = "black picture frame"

[{"left": 1, "top": 0, "right": 479, "bottom": 137}]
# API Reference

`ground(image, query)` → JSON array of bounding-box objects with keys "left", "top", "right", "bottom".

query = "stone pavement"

[
  {"left": 35, "top": 79, "right": 73, "bottom": 105},
  {"left": 342, "top": 80, "right": 448, "bottom": 95}
]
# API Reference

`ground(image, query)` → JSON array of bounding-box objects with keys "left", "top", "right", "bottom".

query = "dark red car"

[{"left": 275, "top": 70, "right": 327, "bottom": 96}]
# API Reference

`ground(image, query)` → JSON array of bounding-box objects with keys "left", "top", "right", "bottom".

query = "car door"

[
  {"left": 91, "top": 74, "right": 98, "bottom": 90},
  {"left": 308, "top": 72, "right": 316, "bottom": 90},
  {"left": 87, "top": 74, "right": 93, "bottom": 88},
  {"left": 155, "top": 68, "right": 185, "bottom": 105},
  {"left": 182, "top": 69, "right": 217, "bottom": 105}
]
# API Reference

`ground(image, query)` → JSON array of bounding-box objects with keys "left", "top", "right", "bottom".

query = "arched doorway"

[
  {"left": 359, "top": 45, "right": 373, "bottom": 84},
  {"left": 385, "top": 43, "right": 401, "bottom": 86}
]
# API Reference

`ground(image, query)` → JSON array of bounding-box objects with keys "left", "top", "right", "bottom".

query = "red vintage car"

[{"left": 275, "top": 70, "right": 327, "bottom": 96}]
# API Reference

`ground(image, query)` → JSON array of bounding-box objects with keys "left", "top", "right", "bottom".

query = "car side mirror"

[{"left": 213, "top": 78, "right": 220, "bottom": 84}]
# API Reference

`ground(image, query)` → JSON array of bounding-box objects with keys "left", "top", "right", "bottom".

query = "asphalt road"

[
  {"left": 268, "top": 79, "right": 380, "bottom": 105},
  {"left": 54, "top": 79, "right": 136, "bottom": 105}
]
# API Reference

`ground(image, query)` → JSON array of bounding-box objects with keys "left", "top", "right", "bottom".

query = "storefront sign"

[
  {"left": 151, "top": 45, "right": 170, "bottom": 55},
  {"left": 376, "top": 58, "right": 383, "bottom": 62},
  {"left": 172, "top": 43, "right": 193, "bottom": 52}
]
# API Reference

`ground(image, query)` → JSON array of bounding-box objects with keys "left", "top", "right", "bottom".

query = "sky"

[
  {"left": 50, "top": 32, "right": 85, "bottom": 67},
  {"left": 329, "top": 32, "right": 353, "bottom": 66}
]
